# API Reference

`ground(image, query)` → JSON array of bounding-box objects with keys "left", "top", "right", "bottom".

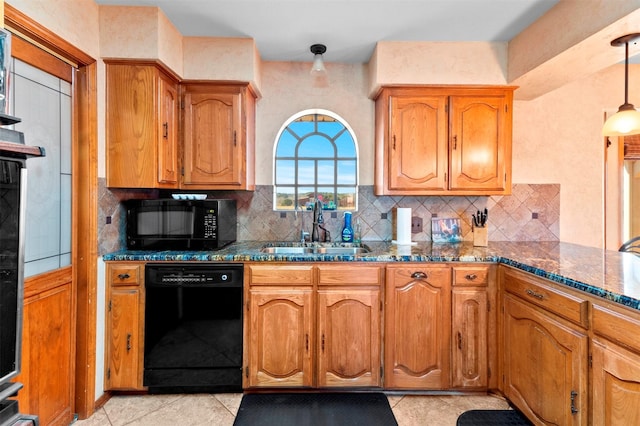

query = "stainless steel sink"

[
  {"left": 260, "top": 246, "right": 314, "bottom": 254},
  {"left": 260, "top": 245, "right": 370, "bottom": 255}
]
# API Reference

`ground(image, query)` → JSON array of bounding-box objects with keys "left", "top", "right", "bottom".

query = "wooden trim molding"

[{"left": 4, "top": 3, "right": 93, "bottom": 67}]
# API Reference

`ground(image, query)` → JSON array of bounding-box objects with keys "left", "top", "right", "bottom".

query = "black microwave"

[{"left": 125, "top": 199, "right": 237, "bottom": 250}]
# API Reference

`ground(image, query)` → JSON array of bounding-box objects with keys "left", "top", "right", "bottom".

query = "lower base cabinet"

[
  {"left": 384, "top": 265, "right": 451, "bottom": 389},
  {"left": 104, "top": 263, "right": 145, "bottom": 391},
  {"left": 591, "top": 338, "right": 640, "bottom": 425},
  {"left": 501, "top": 266, "right": 588, "bottom": 425},
  {"left": 245, "top": 263, "right": 382, "bottom": 389}
]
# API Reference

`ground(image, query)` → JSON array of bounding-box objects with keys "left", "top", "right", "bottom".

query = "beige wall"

[{"left": 8, "top": 0, "right": 633, "bottom": 249}]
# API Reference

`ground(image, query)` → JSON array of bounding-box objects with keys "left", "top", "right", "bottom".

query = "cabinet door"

[
  {"left": 248, "top": 289, "right": 313, "bottom": 387},
  {"left": 182, "top": 86, "right": 246, "bottom": 188},
  {"left": 592, "top": 339, "right": 640, "bottom": 425},
  {"left": 452, "top": 288, "right": 487, "bottom": 388},
  {"left": 449, "top": 94, "right": 511, "bottom": 192},
  {"left": 157, "top": 72, "right": 178, "bottom": 184},
  {"left": 317, "top": 289, "right": 381, "bottom": 387},
  {"left": 503, "top": 294, "right": 587, "bottom": 425},
  {"left": 388, "top": 95, "right": 448, "bottom": 191},
  {"left": 105, "top": 63, "right": 178, "bottom": 189},
  {"left": 106, "top": 288, "right": 142, "bottom": 390},
  {"left": 385, "top": 266, "right": 451, "bottom": 389}
]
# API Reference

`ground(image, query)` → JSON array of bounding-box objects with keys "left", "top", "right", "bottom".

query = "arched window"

[{"left": 273, "top": 109, "right": 358, "bottom": 211}]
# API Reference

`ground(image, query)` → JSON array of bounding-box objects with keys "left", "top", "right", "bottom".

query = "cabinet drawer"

[
  {"left": 109, "top": 264, "right": 141, "bottom": 286},
  {"left": 502, "top": 267, "right": 588, "bottom": 328},
  {"left": 453, "top": 266, "right": 489, "bottom": 286},
  {"left": 247, "top": 264, "right": 313, "bottom": 285},
  {"left": 593, "top": 303, "right": 640, "bottom": 354},
  {"left": 318, "top": 265, "right": 382, "bottom": 286}
]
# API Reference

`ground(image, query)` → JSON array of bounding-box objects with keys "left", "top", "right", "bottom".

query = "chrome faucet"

[
  {"left": 312, "top": 200, "right": 331, "bottom": 242},
  {"left": 296, "top": 206, "right": 309, "bottom": 243}
]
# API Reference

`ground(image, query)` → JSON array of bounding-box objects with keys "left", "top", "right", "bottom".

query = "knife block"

[{"left": 473, "top": 226, "right": 488, "bottom": 247}]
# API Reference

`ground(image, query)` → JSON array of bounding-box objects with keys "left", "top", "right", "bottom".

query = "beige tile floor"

[{"left": 72, "top": 392, "right": 511, "bottom": 426}]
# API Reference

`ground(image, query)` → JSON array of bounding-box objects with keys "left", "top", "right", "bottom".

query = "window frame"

[{"left": 272, "top": 108, "right": 359, "bottom": 211}]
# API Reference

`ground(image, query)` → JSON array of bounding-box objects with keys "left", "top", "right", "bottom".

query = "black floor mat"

[
  {"left": 233, "top": 392, "right": 398, "bottom": 426},
  {"left": 457, "top": 409, "right": 532, "bottom": 425}
]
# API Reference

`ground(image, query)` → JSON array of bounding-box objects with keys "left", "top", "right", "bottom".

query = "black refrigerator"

[{"left": 0, "top": 135, "right": 44, "bottom": 426}]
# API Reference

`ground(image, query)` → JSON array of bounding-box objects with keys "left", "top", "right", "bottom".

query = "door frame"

[{"left": 5, "top": 4, "right": 98, "bottom": 419}]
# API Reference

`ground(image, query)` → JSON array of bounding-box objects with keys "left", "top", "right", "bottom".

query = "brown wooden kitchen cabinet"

[
  {"left": 104, "top": 263, "right": 145, "bottom": 390},
  {"left": 182, "top": 83, "right": 256, "bottom": 190},
  {"left": 105, "top": 60, "right": 179, "bottom": 188},
  {"left": 591, "top": 302, "right": 640, "bottom": 425},
  {"left": 501, "top": 266, "right": 588, "bottom": 425},
  {"left": 374, "top": 86, "right": 514, "bottom": 196},
  {"left": 451, "top": 266, "right": 492, "bottom": 389},
  {"left": 384, "top": 265, "right": 451, "bottom": 389},
  {"left": 245, "top": 263, "right": 382, "bottom": 389}
]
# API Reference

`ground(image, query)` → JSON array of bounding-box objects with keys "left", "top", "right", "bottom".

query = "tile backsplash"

[{"left": 98, "top": 180, "right": 559, "bottom": 255}]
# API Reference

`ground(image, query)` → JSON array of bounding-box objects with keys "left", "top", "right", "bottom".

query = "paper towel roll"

[{"left": 393, "top": 208, "right": 414, "bottom": 245}]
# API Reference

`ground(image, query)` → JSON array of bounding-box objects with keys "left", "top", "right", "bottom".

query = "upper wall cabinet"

[
  {"left": 374, "top": 86, "right": 515, "bottom": 196},
  {"left": 106, "top": 61, "right": 179, "bottom": 189},
  {"left": 181, "top": 83, "right": 256, "bottom": 191}
]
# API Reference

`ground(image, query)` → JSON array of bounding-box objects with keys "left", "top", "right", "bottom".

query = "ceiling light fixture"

[
  {"left": 310, "top": 44, "right": 327, "bottom": 78},
  {"left": 603, "top": 33, "right": 640, "bottom": 137}
]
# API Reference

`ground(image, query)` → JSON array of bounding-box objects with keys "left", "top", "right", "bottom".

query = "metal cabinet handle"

[
  {"left": 162, "top": 122, "right": 168, "bottom": 138},
  {"left": 465, "top": 273, "right": 477, "bottom": 281},
  {"left": 393, "top": 134, "right": 396, "bottom": 150},
  {"left": 305, "top": 334, "right": 309, "bottom": 352},
  {"left": 525, "top": 289, "right": 544, "bottom": 300},
  {"left": 321, "top": 334, "right": 325, "bottom": 353},
  {"left": 453, "top": 135, "right": 457, "bottom": 149},
  {"left": 117, "top": 273, "right": 130, "bottom": 280},
  {"left": 411, "top": 271, "right": 427, "bottom": 279},
  {"left": 571, "top": 390, "right": 578, "bottom": 414},
  {"left": 126, "top": 333, "right": 132, "bottom": 352},
  {"left": 457, "top": 332, "right": 463, "bottom": 350}
]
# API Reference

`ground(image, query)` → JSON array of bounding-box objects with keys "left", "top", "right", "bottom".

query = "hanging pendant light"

[
  {"left": 310, "top": 44, "right": 327, "bottom": 77},
  {"left": 603, "top": 33, "right": 640, "bottom": 136}
]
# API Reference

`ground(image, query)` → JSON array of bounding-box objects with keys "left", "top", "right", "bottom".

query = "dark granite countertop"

[{"left": 103, "top": 241, "right": 640, "bottom": 311}]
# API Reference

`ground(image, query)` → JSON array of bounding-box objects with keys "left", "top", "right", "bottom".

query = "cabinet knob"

[
  {"left": 465, "top": 273, "right": 477, "bottom": 281},
  {"left": 117, "top": 273, "right": 130, "bottom": 280},
  {"left": 411, "top": 271, "right": 427, "bottom": 279}
]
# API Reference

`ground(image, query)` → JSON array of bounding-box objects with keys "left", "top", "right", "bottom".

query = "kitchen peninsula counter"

[{"left": 103, "top": 240, "right": 640, "bottom": 311}]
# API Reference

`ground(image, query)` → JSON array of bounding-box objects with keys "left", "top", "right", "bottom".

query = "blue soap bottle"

[{"left": 341, "top": 212, "right": 354, "bottom": 242}]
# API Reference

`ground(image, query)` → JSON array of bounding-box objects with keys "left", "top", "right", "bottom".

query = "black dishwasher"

[{"left": 144, "top": 264, "right": 243, "bottom": 393}]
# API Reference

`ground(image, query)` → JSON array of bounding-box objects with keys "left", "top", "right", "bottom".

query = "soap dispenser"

[{"left": 341, "top": 211, "right": 354, "bottom": 242}]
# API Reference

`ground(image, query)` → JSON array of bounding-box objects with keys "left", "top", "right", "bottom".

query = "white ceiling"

[{"left": 93, "top": 0, "right": 560, "bottom": 63}]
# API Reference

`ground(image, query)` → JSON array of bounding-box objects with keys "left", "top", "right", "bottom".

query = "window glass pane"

[
  {"left": 276, "top": 131, "right": 298, "bottom": 157},
  {"left": 298, "top": 160, "right": 315, "bottom": 184},
  {"left": 298, "top": 187, "right": 316, "bottom": 210},
  {"left": 336, "top": 132, "right": 356, "bottom": 157},
  {"left": 299, "top": 135, "right": 334, "bottom": 158},
  {"left": 317, "top": 160, "right": 335, "bottom": 184},
  {"left": 338, "top": 187, "right": 357, "bottom": 210},
  {"left": 337, "top": 160, "right": 356, "bottom": 185},
  {"left": 289, "top": 120, "right": 314, "bottom": 136},
  {"left": 318, "top": 120, "right": 343, "bottom": 138},
  {"left": 275, "top": 187, "right": 296, "bottom": 210},
  {"left": 275, "top": 159, "right": 295, "bottom": 184},
  {"left": 316, "top": 189, "right": 336, "bottom": 210}
]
